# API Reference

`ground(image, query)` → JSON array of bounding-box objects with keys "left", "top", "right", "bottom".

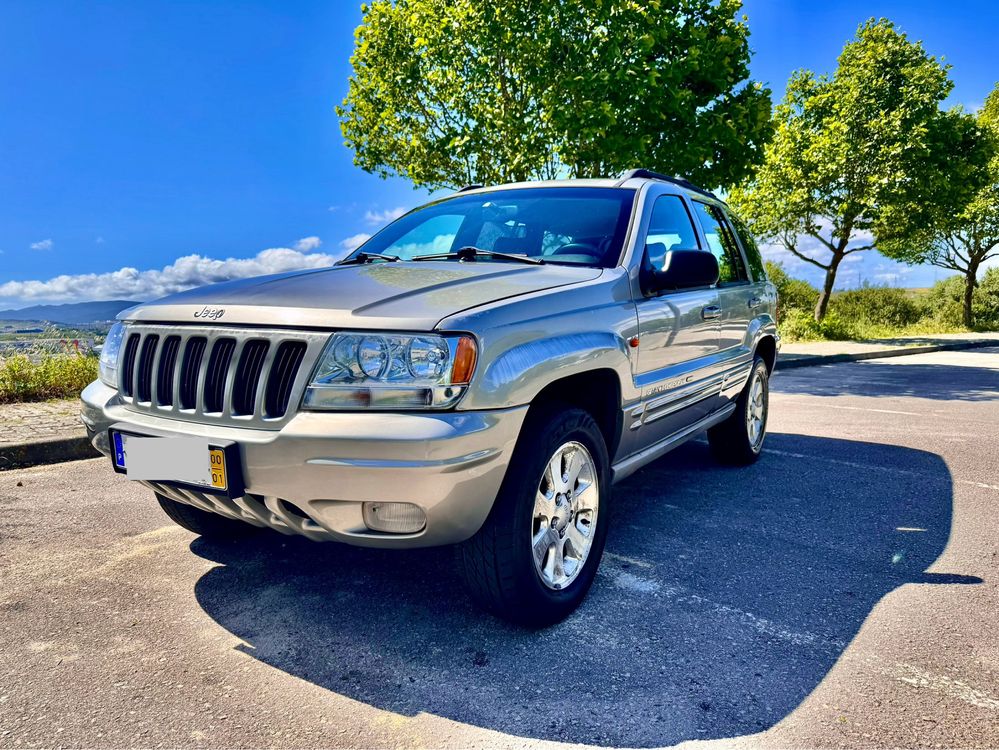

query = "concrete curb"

[
  {"left": 775, "top": 338, "right": 997, "bottom": 371},
  {"left": 0, "top": 434, "right": 99, "bottom": 471},
  {"left": 0, "top": 338, "right": 995, "bottom": 471}
]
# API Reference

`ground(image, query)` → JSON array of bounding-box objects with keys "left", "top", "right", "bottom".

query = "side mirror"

[{"left": 642, "top": 246, "right": 719, "bottom": 294}]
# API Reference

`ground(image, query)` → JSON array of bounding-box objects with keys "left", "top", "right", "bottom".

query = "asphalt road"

[{"left": 2, "top": 348, "right": 998, "bottom": 749}]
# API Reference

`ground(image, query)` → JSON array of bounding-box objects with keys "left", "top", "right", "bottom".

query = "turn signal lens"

[{"left": 451, "top": 335, "right": 477, "bottom": 385}]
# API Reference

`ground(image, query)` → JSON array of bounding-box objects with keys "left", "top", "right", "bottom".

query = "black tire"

[
  {"left": 156, "top": 493, "right": 259, "bottom": 539},
  {"left": 707, "top": 355, "right": 770, "bottom": 465},
  {"left": 456, "top": 404, "right": 611, "bottom": 628}
]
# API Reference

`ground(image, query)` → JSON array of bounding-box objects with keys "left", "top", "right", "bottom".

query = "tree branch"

[{"left": 782, "top": 240, "right": 831, "bottom": 270}]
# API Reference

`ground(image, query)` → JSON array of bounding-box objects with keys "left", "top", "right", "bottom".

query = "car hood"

[{"left": 122, "top": 261, "right": 603, "bottom": 330}]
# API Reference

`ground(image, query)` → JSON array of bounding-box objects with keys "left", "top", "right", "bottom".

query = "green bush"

[
  {"left": 830, "top": 285, "right": 923, "bottom": 328},
  {"left": 765, "top": 261, "right": 819, "bottom": 314},
  {"left": 778, "top": 308, "right": 823, "bottom": 341},
  {"left": 0, "top": 353, "right": 98, "bottom": 404},
  {"left": 923, "top": 270, "right": 999, "bottom": 330}
]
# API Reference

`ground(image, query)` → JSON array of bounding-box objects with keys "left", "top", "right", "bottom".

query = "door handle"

[
  {"left": 701, "top": 305, "right": 722, "bottom": 320},
  {"left": 748, "top": 296, "right": 762, "bottom": 309}
]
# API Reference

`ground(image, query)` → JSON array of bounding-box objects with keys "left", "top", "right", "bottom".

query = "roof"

[{"left": 454, "top": 170, "right": 719, "bottom": 201}]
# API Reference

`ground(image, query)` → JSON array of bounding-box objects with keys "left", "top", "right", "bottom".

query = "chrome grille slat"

[
  {"left": 232, "top": 339, "right": 270, "bottom": 417},
  {"left": 265, "top": 341, "right": 308, "bottom": 419},
  {"left": 119, "top": 324, "right": 328, "bottom": 429},
  {"left": 179, "top": 337, "right": 207, "bottom": 410},
  {"left": 135, "top": 334, "right": 159, "bottom": 403},
  {"left": 120, "top": 333, "right": 141, "bottom": 398},
  {"left": 251, "top": 342, "right": 281, "bottom": 420},
  {"left": 155, "top": 335, "right": 181, "bottom": 407},
  {"left": 204, "top": 338, "right": 237, "bottom": 414}
]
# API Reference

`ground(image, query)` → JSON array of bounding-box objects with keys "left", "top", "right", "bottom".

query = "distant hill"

[{"left": 0, "top": 300, "right": 140, "bottom": 325}]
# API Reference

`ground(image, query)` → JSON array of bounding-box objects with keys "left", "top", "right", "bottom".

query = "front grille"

[
  {"left": 118, "top": 325, "right": 328, "bottom": 427},
  {"left": 265, "top": 341, "right": 308, "bottom": 418}
]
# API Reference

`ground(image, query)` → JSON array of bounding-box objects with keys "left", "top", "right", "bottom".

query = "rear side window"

[
  {"left": 691, "top": 201, "right": 749, "bottom": 284},
  {"left": 645, "top": 195, "right": 699, "bottom": 265},
  {"left": 728, "top": 212, "right": 766, "bottom": 281}
]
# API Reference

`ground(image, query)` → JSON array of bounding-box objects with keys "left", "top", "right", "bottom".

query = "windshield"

[{"left": 344, "top": 187, "right": 636, "bottom": 268}]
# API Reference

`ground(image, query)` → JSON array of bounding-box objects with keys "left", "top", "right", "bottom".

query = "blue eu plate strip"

[{"left": 112, "top": 431, "right": 126, "bottom": 469}]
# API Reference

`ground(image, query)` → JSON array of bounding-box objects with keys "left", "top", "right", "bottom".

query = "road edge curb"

[
  {"left": 0, "top": 435, "right": 99, "bottom": 472},
  {"left": 775, "top": 339, "right": 997, "bottom": 371}
]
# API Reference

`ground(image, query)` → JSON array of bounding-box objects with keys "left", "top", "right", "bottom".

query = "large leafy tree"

[
  {"left": 904, "top": 86, "right": 999, "bottom": 328},
  {"left": 338, "top": 0, "right": 772, "bottom": 190},
  {"left": 729, "top": 19, "right": 988, "bottom": 322}
]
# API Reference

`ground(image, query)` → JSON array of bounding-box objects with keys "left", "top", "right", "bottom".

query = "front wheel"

[
  {"left": 707, "top": 355, "right": 770, "bottom": 465},
  {"left": 456, "top": 406, "right": 610, "bottom": 627}
]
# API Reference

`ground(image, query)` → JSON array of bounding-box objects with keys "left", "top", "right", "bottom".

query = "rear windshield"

[{"left": 346, "top": 187, "right": 636, "bottom": 268}]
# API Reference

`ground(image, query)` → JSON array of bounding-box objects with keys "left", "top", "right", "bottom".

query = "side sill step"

[{"left": 610, "top": 403, "right": 737, "bottom": 484}]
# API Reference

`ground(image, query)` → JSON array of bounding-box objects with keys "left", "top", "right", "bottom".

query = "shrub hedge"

[{"left": 0, "top": 353, "right": 98, "bottom": 404}]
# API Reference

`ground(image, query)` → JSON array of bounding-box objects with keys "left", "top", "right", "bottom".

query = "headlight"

[
  {"left": 99, "top": 322, "right": 127, "bottom": 388},
  {"left": 303, "top": 332, "right": 477, "bottom": 410}
]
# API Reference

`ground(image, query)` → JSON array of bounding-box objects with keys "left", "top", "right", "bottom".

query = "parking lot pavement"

[{"left": 1, "top": 347, "right": 997, "bottom": 749}]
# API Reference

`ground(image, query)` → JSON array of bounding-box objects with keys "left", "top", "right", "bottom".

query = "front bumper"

[{"left": 81, "top": 381, "right": 527, "bottom": 548}]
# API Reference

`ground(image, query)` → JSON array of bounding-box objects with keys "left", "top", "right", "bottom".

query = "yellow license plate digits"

[{"left": 210, "top": 449, "right": 227, "bottom": 490}]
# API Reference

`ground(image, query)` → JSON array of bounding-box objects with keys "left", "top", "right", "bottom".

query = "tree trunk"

[
  {"left": 963, "top": 262, "right": 980, "bottom": 329},
  {"left": 814, "top": 252, "right": 843, "bottom": 323}
]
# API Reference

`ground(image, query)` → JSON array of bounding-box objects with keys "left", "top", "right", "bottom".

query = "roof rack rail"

[
  {"left": 456, "top": 183, "right": 484, "bottom": 193},
  {"left": 615, "top": 169, "right": 717, "bottom": 199}
]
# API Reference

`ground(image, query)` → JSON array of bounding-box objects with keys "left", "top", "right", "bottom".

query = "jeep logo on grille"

[{"left": 193, "top": 306, "right": 225, "bottom": 320}]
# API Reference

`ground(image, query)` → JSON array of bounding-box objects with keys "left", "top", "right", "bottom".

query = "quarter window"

[
  {"left": 691, "top": 202, "right": 749, "bottom": 284},
  {"left": 728, "top": 213, "right": 766, "bottom": 281}
]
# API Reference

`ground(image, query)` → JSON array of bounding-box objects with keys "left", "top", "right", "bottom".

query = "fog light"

[{"left": 362, "top": 502, "right": 426, "bottom": 534}]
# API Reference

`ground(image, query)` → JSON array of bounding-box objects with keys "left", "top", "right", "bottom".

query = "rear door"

[{"left": 690, "top": 201, "right": 754, "bottom": 356}]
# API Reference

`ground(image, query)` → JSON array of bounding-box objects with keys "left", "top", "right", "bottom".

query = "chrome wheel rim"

[
  {"left": 531, "top": 441, "right": 599, "bottom": 591},
  {"left": 746, "top": 368, "right": 767, "bottom": 450}
]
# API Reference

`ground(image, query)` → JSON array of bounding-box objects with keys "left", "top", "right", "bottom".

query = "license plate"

[{"left": 111, "top": 431, "right": 233, "bottom": 493}]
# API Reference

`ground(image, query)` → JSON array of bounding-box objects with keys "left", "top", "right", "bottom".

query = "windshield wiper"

[
  {"left": 413, "top": 245, "right": 544, "bottom": 265},
  {"left": 337, "top": 252, "right": 401, "bottom": 265}
]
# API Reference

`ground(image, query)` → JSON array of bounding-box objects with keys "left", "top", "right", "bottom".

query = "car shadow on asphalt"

[
  {"left": 777, "top": 359, "right": 999, "bottom": 401},
  {"left": 190, "top": 433, "right": 979, "bottom": 747}
]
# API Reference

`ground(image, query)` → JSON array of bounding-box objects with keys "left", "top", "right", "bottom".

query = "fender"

[{"left": 458, "top": 331, "right": 632, "bottom": 410}]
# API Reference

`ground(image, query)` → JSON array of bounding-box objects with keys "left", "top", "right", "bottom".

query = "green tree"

[
  {"left": 730, "top": 19, "right": 987, "bottom": 322},
  {"left": 905, "top": 86, "right": 999, "bottom": 328},
  {"left": 338, "top": 0, "right": 772, "bottom": 190}
]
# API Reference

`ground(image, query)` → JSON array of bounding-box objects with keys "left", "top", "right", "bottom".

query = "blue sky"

[{"left": 0, "top": 0, "right": 996, "bottom": 307}]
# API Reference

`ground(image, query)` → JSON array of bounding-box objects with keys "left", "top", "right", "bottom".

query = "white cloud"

[
  {"left": 340, "top": 233, "right": 371, "bottom": 252},
  {"left": 30, "top": 239, "right": 53, "bottom": 251},
  {"left": 364, "top": 206, "right": 408, "bottom": 226},
  {"left": 293, "top": 235, "right": 322, "bottom": 252},
  {"left": 96, "top": 236, "right": 105, "bottom": 244},
  {"left": 0, "top": 241, "right": 363, "bottom": 306}
]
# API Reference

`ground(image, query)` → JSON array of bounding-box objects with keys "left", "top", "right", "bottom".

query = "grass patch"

[{"left": 0, "top": 353, "right": 98, "bottom": 404}]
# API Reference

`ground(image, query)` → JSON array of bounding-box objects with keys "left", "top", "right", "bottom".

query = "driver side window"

[{"left": 646, "top": 195, "right": 699, "bottom": 270}]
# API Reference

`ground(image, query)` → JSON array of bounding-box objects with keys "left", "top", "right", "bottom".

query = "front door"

[{"left": 632, "top": 193, "right": 721, "bottom": 449}]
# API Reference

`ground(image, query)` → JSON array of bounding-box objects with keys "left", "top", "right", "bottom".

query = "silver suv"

[{"left": 81, "top": 170, "right": 778, "bottom": 626}]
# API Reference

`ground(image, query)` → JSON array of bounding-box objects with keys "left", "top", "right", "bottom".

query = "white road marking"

[
  {"left": 764, "top": 448, "right": 999, "bottom": 494},
  {"left": 604, "top": 552, "right": 654, "bottom": 569},
  {"left": 814, "top": 403, "right": 922, "bottom": 416},
  {"left": 896, "top": 663, "right": 999, "bottom": 711},
  {"left": 598, "top": 560, "right": 844, "bottom": 650}
]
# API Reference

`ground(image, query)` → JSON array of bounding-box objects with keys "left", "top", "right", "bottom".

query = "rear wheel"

[
  {"left": 707, "top": 355, "right": 769, "bottom": 465},
  {"left": 156, "top": 493, "right": 259, "bottom": 539},
  {"left": 456, "top": 405, "right": 610, "bottom": 627}
]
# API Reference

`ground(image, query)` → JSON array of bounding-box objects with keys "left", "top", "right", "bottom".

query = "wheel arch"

[
  {"left": 526, "top": 368, "right": 623, "bottom": 461},
  {"left": 755, "top": 334, "right": 778, "bottom": 374}
]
